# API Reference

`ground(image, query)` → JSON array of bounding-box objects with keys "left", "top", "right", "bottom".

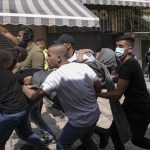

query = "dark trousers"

[
  {"left": 56, "top": 122, "right": 98, "bottom": 150},
  {"left": 110, "top": 111, "right": 150, "bottom": 150}
]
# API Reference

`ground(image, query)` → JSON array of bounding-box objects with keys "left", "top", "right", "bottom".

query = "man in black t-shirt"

[
  {"left": 0, "top": 49, "right": 49, "bottom": 150},
  {"left": 99, "top": 35, "right": 150, "bottom": 150}
]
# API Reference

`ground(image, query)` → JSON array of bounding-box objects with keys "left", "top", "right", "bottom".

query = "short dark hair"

[
  {"left": 116, "top": 35, "right": 135, "bottom": 48},
  {"left": 35, "top": 39, "right": 46, "bottom": 43},
  {"left": 48, "top": 43, "right": 64, "bottom": 49}
]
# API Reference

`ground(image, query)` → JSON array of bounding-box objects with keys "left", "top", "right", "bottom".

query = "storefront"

[{"left": 80, "top": 0, "right": 150, "bottom": 67}]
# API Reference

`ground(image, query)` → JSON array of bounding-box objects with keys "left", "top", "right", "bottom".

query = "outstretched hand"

[{"left": 22, "top": 84, "right": 44, "bottom": 101}]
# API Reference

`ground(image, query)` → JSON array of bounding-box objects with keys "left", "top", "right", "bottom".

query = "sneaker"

[
  {"left": 44, "top": 137, "right": 57, "bottom": 145},
  {"left": 41, "top": 129, "right": 57, "bottom": 145}
]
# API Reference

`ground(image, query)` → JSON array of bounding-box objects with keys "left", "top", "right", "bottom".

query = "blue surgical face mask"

[{"left": 115, "top": 47, "right": 125, "bottom": 58}]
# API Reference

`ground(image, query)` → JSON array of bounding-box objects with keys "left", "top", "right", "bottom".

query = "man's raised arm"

[{"left": 0, "top": 26, "right": 18, "bottom": 45}]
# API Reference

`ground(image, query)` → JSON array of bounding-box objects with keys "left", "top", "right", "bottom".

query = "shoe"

[
  {"left": 41, "top": 129, "right": 57, "bottom": 145},
  {"left": 44, "top": 137, "right": 57, "bottom": 145}
]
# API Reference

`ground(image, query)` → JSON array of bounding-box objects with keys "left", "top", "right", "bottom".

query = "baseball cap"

[{"left": 53, "top": 34, "right": 74, "bottom": 44}]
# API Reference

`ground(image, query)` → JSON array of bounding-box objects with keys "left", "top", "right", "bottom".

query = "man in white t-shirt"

[
  {"left": 23, "top": 34, "right": 96, "bottom": 111},
  {"left": 23, "top": 44, "right": 102, "bottom": 150}
]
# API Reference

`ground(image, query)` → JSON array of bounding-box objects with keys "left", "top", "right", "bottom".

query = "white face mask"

[{"left": 115, "top": 47, "right": 125, "bottom": 58}]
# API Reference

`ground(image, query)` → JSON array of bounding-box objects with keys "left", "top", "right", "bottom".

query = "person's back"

[
  {"left": 0, "top": 69, "right": 28, "bottom": 114},
  {"left": 0, "top": 50, "right": 28, "bottom": 114},
  {"left": 43, "top": 62, "right": 100, "bottom": 127}
]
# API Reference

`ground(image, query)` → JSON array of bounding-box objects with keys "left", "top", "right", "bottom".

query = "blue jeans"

[
  {"left": 56, "top": 121, "right": 98, "bottom": 150},
  {"left": 29, "top": 101, "right": 55, "bottom": 138},
  {"left": 0, "top": 110, "right": 49, "bottom": 150}
]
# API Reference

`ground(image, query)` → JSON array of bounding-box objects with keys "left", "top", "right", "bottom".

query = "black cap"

[{"left": 53, "top": 34, "right": 74, "bottom": 44}]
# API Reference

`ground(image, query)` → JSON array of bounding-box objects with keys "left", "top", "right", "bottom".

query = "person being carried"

[
  {"left": 23, "top": 43, "right": 102, "bottom": 150},
  {"left": 96, "top": 48, "right": 118, "bottom": 74}
]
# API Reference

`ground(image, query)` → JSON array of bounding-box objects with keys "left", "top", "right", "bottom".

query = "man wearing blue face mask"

[
  {"left": 115, "top": 39, "right": 133, "bottom": 59},
  {"left": 115, "top": 46, "right": 126, "bottom": 58},
  {"left": 99, "top": 35, "right": 150, "bottom": 150}
]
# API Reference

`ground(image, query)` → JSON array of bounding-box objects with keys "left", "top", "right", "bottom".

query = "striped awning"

[
  {"left": 0, "top": 0, "right": 99, "bottom": 27},
  {"left": 81, "top": 0, "right": 150, "bottom": 7}
]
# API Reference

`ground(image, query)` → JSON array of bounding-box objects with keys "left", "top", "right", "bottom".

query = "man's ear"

[
  {"left": 63, "top": 43, "right": 71, "bottom": 50},
  {"left": 128, "top": 47, "right": 133, "bottom": 53},
  {"left": 67, "top": 43, "right": 71, "bottom": 47},
  {"left": 58, "top": 55, "right": 61, "bottom": 63}
]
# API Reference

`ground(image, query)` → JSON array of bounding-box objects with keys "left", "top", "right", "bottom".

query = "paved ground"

[{"left": 5, "top": 76, "right": 150, "bottom": 150}]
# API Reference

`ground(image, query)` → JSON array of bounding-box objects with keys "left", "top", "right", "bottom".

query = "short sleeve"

[
  {"left": 41, "top": 71, "right": 61, "bottom": 94},
  {"left": 85, "top": 64, "right": 96, "bottom": 79},
  {"left": 119, "top": 62, "right": 132, "bottom": 80}
]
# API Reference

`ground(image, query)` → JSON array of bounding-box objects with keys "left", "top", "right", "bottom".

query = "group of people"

[{"left": 0, "top": 25, "right": 150, "bottom": 150}]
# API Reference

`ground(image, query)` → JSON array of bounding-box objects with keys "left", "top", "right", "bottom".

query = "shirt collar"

[{"left": 26, "top": 42, "right": 34, "bottom": 52}]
